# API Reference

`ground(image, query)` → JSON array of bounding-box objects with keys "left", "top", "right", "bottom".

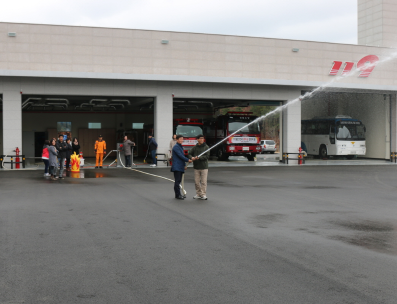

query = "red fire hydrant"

[
  {"left": 15, "top": 147, "right": 20, "bottom": 169},
  {"left": 298, "top": 147, "right": 303, "bottom": 165}
]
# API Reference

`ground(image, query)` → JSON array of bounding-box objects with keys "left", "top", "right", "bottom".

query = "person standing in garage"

[
  {"left": 72, "top": 137, "right": 80, "bottom": 155},
  {"left": 95, "top": 135, "right": 106, "bottom": 169},
  {"left": 48, "top": 138, "right": 59, "bottom": 181},
  {"left": 148, "top": 134, "right": 158, "bottom": 167},
  {"left": 169, "top": 134, "right": 177, "bottom": 155},
  {"left": 120, "top": 135, "right": 135, "bottom": 167},
  {"left": 41, "top": 140, "right": 50, "bottom": 177},
  {"left": 65, "top": 138, "right": 73, "bottom": 171},
  {"left": 56, "top": 134, "right": 67, "bottom": 179}
]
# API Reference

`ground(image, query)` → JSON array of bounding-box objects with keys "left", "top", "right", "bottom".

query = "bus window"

[
  {"left": 318, "top": 122, "right": 328, "bottom": 134},
  {"left": 357, "top": 125, "right": 366, "bottom": 139},
  {"left": 307, "top": 123, "right": 316, "bottom": 134},
  {"left": 337, "top": 125, "right": 352, "bottom": 139}
]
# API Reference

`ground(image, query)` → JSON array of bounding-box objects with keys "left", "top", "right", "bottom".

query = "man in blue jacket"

[
  {"left": 171, "top": 135, "right": 192, "bottom": 200},
  {"left": 148, "top": 134, "right": 158, "bottom": 167}
]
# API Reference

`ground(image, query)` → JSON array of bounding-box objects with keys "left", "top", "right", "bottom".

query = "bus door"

[
  {"left": 328, "top": 125, "right": 337, "bottom": 155},
  {"left": 330, "top": 125, "right": 336, "bottom": 144}
]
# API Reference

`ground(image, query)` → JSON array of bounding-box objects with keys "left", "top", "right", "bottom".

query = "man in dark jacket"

[
  {"left": 171, "top": 135, "right": 192, "bottom": 200},
  {"left": 120, "top": 136, "right": 135, "bottom": 167},
  {"left": 56, "top": 134, "right": 68, "bottom": 179},
  {"left": 148, "top": 134, "right": 158, "bottom": 167},
  {"left": 188, "top": 134, "right": 210, "bottom": 200}
]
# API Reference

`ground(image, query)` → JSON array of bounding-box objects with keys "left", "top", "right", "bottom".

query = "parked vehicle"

[
  {"left": 301, "top": 115, "right": 366, "bottom": 159},
  {"left": 174, "top": 118, "right": 204, "bottom": 155},
  {"left": 204, "top": 112, "right": 261, "bottom": 161},
  {"left": 260, "top": 140, "right": 276, "bottom": 154}
]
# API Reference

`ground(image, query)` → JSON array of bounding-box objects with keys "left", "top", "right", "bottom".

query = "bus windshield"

[
  {"left": 336, "top": 123, "right": 365, "bottom": 140},
  {"left": 228, "top": 120, "right": 260, "bottom": 134},
  {"left": 176, "top": 124, "right": 203, "bottom": 137}
]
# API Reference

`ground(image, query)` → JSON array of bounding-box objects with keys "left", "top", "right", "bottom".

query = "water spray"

[{"left": 198, "top": 51, "right": 397, "bottom": 157}]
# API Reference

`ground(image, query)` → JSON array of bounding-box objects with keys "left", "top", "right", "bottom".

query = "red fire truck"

[
  {"left": 204, "top": 112, "right": 261, "bottom": 161},
  {"left": 173, "top": 118, "right": 204, "bottom": 155}
]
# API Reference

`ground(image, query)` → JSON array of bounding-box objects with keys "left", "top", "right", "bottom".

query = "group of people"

[
  {"left": 41, "top": 132, "right": 210, "bottom": 200},
  {"left": 169, "top": 134, "right": 210, "bottom": 201},
  {"left": 42, "top": 135, "right": 80, "bottom": 181}
]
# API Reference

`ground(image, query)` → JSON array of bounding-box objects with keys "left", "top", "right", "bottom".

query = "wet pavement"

[
  {"left": 13, "top": 152, "right": 397, "bottom": 170},
  {"left": 1, "top": 165, "right": 397, "bottom": 303}
]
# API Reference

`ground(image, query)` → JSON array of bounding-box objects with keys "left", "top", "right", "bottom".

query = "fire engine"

[
  {"left": 173, "top": 118, "right": 204, "bottom": 155},
  {"left": 204, "top": 112, "right": 261, "bottom": 161}
]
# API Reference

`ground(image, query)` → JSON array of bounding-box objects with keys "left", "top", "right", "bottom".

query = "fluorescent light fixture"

[
  {"left": 292, "top": 48, "right": 299, "bottom": 52},
  {"left": 8, "top": 32, "right": 16, "bottom": 37},
  {"left": 161, "top": 40, "right": 169, "bottom": 44}
]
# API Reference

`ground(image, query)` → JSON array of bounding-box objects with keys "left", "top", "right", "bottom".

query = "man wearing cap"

[{"left": 95, "top": 135, "right": 106, "bottom": 168}]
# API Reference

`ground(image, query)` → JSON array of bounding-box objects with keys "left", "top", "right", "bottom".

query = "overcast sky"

[{"left": 0, "top": 0, "right": 358, "bottom": 44}]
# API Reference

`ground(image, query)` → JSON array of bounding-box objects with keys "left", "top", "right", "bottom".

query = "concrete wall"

[
  {"left": 2, "top": 85, "right": 21, "bottom": 156},
  {"left": 282, "top": 98, "right": 301, "bottom": 163},
  {"left": 391, "top": 95, "right": 397, "bottom": 153},
  {"left": 302, "top": 92, "right": 390, "bottom": 159},
  {"left": 0, "top": 22, "right": 396, "bottom": 88},
  {"left": 358, "top": 0, "right": 397, "bottom": 47}
]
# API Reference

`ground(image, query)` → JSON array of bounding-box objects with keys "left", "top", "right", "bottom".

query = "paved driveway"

[{"left": 1, "top": 165, "right": 397, "bottom": 303}]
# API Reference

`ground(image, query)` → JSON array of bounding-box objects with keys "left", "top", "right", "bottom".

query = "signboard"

[
  {"left": 329, "top": 55, "right": 379, "bottom": 78},
  {"left": 339, "top": 121, "right": 360, "bottom": 125},
  {"left": 183, "top": 140, "right": 197, "bottom": 146},
  {"left": 230, "top": 137, "right": 258, "bottom": 144}
]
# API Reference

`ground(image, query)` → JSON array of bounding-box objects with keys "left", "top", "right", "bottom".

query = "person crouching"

[{"left": 171, "top": 135, "right": 192, "bottom": 200}]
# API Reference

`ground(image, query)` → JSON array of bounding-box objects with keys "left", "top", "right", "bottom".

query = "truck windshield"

[
  {"left": 228, "top": 120, "right": 260, "bottom": 134},
  {"left": 336, "top": 123, "right": 365, "bottom": 140},
  {"left": 176, "top": 124, "right": 203, "bottom": 137}
]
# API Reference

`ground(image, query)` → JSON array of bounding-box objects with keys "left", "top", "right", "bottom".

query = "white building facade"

[{"left": 1, "top": 0, "right": 397, "bottom": 163}]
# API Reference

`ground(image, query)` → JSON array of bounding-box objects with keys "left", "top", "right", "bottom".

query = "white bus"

[{"left": 301, "top": 115, "right": 366, "bottom": 159}]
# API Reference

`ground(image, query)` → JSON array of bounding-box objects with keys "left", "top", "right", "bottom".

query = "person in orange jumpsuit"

[{"left": 95, "top": 135, "right": 107, "bottom": 168}]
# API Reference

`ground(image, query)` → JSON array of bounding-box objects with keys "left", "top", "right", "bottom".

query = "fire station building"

[{"left": 1, "top": 0, "right": 397, "bottom": 163}]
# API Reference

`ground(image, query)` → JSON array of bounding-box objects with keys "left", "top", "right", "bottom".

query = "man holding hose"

[
  {"left": 171, "top": 135, "right": 192, "bottom": 200},
  {"left": 188, "top": 134, "right": 210, "bottom": 200}
]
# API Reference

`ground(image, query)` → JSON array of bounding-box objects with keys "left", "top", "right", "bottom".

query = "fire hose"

[
  {"left": 115, "top": 150, "right": 188, "bottom": 196},
  {"left": 1, "top": 155, "right": 6, "bottom": 168}
]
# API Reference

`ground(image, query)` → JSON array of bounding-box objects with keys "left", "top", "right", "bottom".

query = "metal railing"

[
  {"left": 0, "top": 155, "right": 26, "bottom": 169},
  {"left": 156, "top": 153, "right": 169, "bottom": 166},
  {"left": 282, "top": 152, "right": 305, "bottom": 165}
]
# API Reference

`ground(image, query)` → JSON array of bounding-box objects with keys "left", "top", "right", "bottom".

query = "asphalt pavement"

[{"left": 1, "top": 165, "right": 397, "bottom": 303}]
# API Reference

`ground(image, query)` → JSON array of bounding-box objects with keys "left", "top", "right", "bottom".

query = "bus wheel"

[
  {"left": 247, "top": 155, "right": 255, "bottom": 161},
  {"left": 319, "top": 145, "right": 327, "bottom": 158},
  {"left": 346, "top": 155, "right": 355, "bottom": 160}
]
